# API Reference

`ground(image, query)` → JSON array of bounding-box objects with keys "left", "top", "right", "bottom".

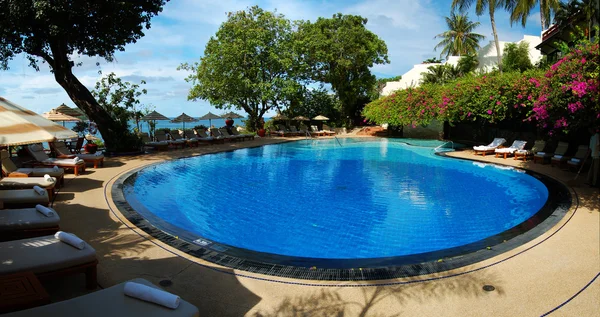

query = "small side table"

[{"left": 0, "top": 272, "right": 50, "bottom": 313}]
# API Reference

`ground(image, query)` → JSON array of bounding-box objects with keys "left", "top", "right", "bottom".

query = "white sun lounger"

[
  {"left": 0, "top": 207, "right": 60, "bottom": 241},
  {"left": 495, "top": 140, "right": 527, "bottom": 159},
  {"left": 4, "top": 278, "right": 199, "bottom": 317},
  {"left": 473, "top": 138, "right": 507, "bottom": 156},
  {"left": 1, "top": 150, "right": 65, "bottom": 185},
  {"left": 26, "top": 144, "right": 86, "bottom": 176}
]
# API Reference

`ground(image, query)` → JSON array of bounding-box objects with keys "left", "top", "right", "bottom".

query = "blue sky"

[{"left": 0, "top": 0, "right": 544, "bottom": 117}]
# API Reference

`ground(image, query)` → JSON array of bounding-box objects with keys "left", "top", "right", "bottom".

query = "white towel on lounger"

[
  {"left": 44, "top": 174, "right": 54, "bottom": 183},
  {"left": 33, "top": 185, "right": 45, "bottom": 196},
  {"left": 124, "top": 282, "right": 181, "bottom": 309},
  {"left": 570, "top": 158, "right": 581, "bottom": 163},
  {"left": 36, "top": 204, "right": 55, "bottom": 217},
  {"left": 54, "top": 231, "right": 85, "bottom": 250},
  {"left": 537, "top": 152, "right": 545, "bottom": 155},
  {"left": 554, "top": 155, "right": 563, "bottom": 159}
]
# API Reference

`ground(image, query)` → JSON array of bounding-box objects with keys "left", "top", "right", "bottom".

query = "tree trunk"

[
  {"left": 489, "top": 7, "right": 503, "bottom": 73},
  {"left": 540, "top": 5, "right": 547, "bottom": 30}
]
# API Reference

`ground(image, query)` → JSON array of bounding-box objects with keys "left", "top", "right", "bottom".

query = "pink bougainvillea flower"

[
  {"left": 517, "top": 94, "right": 523, "bottom": 99},
  {"left": 496, "top": 101, "right": 501, "bottom": 105},
  {"left": 489, "top": 96, "right": 494, "bottom": 100},
  {"left": 487, "top": 109, "right": 492, "bottom": 115},
  {"left": 581, "top": 58, "right": 586, "bottom": 64},
  {"left": 467, "top": 112, "right": 472, "bottom": 117}
]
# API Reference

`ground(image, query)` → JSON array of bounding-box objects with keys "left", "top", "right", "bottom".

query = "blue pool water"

[{"left": 128, "top": 138, "right": 549, "bottom": 259}]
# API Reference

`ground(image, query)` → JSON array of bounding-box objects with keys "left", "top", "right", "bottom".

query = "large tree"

[
  {"left": 180, "top": 6, "right": 301, "bottom": 131},
  {"left": 434, "top": 12, "right": 485, "bottom": 58},
  {"left": 505, "top": 0, "right": 560, "bottom": 30},
  {"left": 0, "top": 0, "right": 166, "bottom": 151},
  {"left": 295, "top": 14, "right": 389, "bottom": 125},
  {"left": 452, "top": 0, "right": 507, "bottom": 72}
]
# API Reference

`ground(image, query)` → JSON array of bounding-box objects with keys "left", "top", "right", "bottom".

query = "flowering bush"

[{"left": 363, "top": 37, "right": 599, "bottom": 136}]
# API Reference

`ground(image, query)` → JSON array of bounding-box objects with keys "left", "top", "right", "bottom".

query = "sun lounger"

[
  {"left": 0, "top": 234, "right": 97, "bottom": 289},
  {"left": 183, "top": 130, "right": 209, "bottom": 145},
  {"left": 514, "top": 140, "right": 545, "bottom": 161},
  {"left": 535, "top": 141, "right": 567, "bottom": 165},
  {"left": 170, "top": 130, "right": 198, "bottom": 148},
  {"left": 196, "top": 129, "right": 224, "bottom": 144},
  {"left": 140, "top": 132, "right": 169, "bottom": 151},
  {"left": 0, "top": 189, "right": 49, "bottom": 208},
  {"left": 473, "top": 138, "right": 507, "bottom": 156},
  {"left": 218, "top": 128, "right": 244, "bottom": 141},
  {"left": 0, "top": 176, "right": 56, "bottom": 200},
  {"left": 1, "top": 150, "right": 64, "bottom": 186},
  {"left": 50, "top": 142, "right": 104, "bottom": 168},
  {"left": 495, "top": 140, "right": 527, "bottom": 159},
  {"left": 566, "top": 145, "right": 590, "bottom": 170},
  {"left": 4, "top": 278, "right": 199, "bottom": 317},
  {"left": 0, "top": 207, "right": 60, "bottom": 241},
  {"left": 322, "top": 125, "right": 336, "bottom": 136},
  {"left": 26, "top": 144, "right": 85, "bottom": 176},
  {"left": 209, "top": 128, "right": 234, "bottom": 141},
  {"left": 230, "top": 128, "right": 254, "bottom": 141},
  {"left": 549, "top": 142, "right": 572, "bottom": 167},
  {"left": 155, "top": 130, "right": 184, "bottom": 149}
]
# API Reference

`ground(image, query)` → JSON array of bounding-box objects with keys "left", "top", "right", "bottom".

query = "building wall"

[{"left": 382, "top": 34, "right": 542, "bottom": 97}]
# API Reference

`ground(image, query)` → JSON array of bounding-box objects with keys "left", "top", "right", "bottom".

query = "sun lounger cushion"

[
  {"left": 473, "top": 138, "right": 506, "bottom": 151},
  {"left": 0, "top": 177, "right": 56, "bottom": 189},
  {"left": 0, "top": 235, "right": 96, "bottom": 275},
  {"left": 0, "top": 189, "right": 49, "bottom": 205},
  {"left": 4, "top": 278, "right": 199, "bottom": 317},
  {"left": 495, "top": 140, "right": 527, "bottom": 154},
  {"left": 0, "top": 208, "right": 60, "bottom": 231}
]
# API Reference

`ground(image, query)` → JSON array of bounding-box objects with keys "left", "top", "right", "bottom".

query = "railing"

[{"left": 434, "top": 141, "right": 454, "bottom": 152}]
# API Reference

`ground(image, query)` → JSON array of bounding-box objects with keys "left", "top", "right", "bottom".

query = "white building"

[{"left": 382, "top": 34, "right": 543, "bottom": 96}]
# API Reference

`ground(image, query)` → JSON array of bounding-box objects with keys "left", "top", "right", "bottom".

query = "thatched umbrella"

[
  {"left": 0, "top": 97, "right": 78, "bottom": 146},
  {"left": 42, "top": 109, "right": 82, "bottom": 126},
  {"left": 221, "top": 111, "right": 244, "bottom": 119},
  {"left": 198, "top": 112, "right": 221, "bottom": 127},
  {"left": 171, "top": 113, "right": 198, "bottom": 131},
  {"left": 292, "top": 116, "right": 310, "bottom": 121},
  {"left": 141, "top": 111, "right": 170, "bottom": 138},
  {"left": 271, "top": 113, "right": 289, "bottom": 120},
  {"left": 55, "top": 104, "right": 86, "bottom": 118},
  {"left": 312, "top": 115, "right": 329, "bottom": 121}
]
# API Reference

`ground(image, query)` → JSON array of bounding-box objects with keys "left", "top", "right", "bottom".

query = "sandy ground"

[{"left": 40, "top": 136, "right": 599, "bottom": 317}]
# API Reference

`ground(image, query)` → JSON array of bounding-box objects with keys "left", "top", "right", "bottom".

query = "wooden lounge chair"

[
  {"left": 155, "top": 130, "right": 184, "bottom": 149},
  {"left": 0, "top": 189, "right": 49, "bottom": 208},
  {"left": 0, "top": 207, "right": 60, "bottom": 241},
  {"left": 140, "top": 132, "right": 169, "bottom": 151},
  {"left": 219, "top": 128, "right": 244, "bottom": 141},
  {"left": 183, "top": 130, "right": 210, "bottom": 146},
  {"left": 230, "top": 128, "right": 254, "bottom": 141},
  {"left": 495, "top": 140, "right": 527, "bottom": 159},
  {"left": 0, "top": 234, "right": 98, "bottom": 289},
  {"left": 566, "top": 145, "right": 590, "bottom": 170},
  {"left": 322, "top": 125, "right": 336, "bottom": 136},
  {"left": 4, "top": 278, "right": 199, "bottom": 317},
  {"left": 0, "top": 176, "right": 56, "bottom": 200},
  {"left": 1, "top": 150, "right": 64, "bottom": 186},
  {"left": 550, "top": 142, "right": 572, "bottom": 167},
  {"left": 535, "top": 141, "right": 566, "bottom": 164},
  {"left": 515, "top": 140, "right": 545, "bottom": 162},
  {"left": 170, "top": 130, "right": 198, "bottom": 148},
  {"left": 50, "top": 142, "right": 104, "bottom": 168},
  {"left": 68, "top": 137, "right": 85, "bottom": 154},
  {"left": 473, "top": 138, "right": 506, "bottom": 156},
  {"left": 196, "top": 129, "right": 224, "bottom": 144},
  {"left": 208, "top": 128, "right": 233, "bottom": 142},
  {"left": 25, "top": 144, "right": 85, "bottom": 176}
]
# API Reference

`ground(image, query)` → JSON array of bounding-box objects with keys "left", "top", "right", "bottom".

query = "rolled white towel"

[
  {"left": 76, "top": 157, "right": 84, "bottom": 163},
  {"left": 571, "top": 158, "right": 581, "bottom": 163},
  {"left": 53, "top": 165, "right": 59, "bottom": 171},
  {"left": 54, "top": 231, "right": 85, "bottom": 250},
  {"left": 35, "top": 204, "right": 55, "bottom": 217},
  {"left": 44, "top": 174, "right": 55, "bottom": 183},
  {"left": 124, "top": 282, "right": 181, "bottom": 309},
  {"left": 537, "top": 152, "right": 545, "bottom": 155},
  {"left": 554, "top": 155, "right": 563, "bottom": 159},
  {"left": 33, "top": 185, "right": 46, "bottom": 196},
  {"left": 72, "top": 157, "right": 79, "bottom": 163}
]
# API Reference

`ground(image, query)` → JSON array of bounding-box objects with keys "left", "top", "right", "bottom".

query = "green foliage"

[
  {"left": 434, "top": 12, "right": 485, "bottom": 58},
  {"left": 505, "top": 0, "right": 560, "bottom": 29},
  {"left": 286, "top": 88, "right": 342, "bottom": 125},
  {"left": 72, "top": 121, "right": 89, "bottom": 135},
  {"left": 502, "top": 42, "right": 533, "bottom": 72},
  {"left": 457, "top": 54, "right": 479, "bottom": 74},
  {"left": 91, "top": 72, "right": 147, "bottom": 132},
  {"left": 295, "top": 13, "right": 389, "bottom": 122},
  {"left": 422, "top": 57, "right": 443, "bottom": 64},
  {"left": 363, "top": 37, "right": 600, "bottom": 136},
  {"left": 180, "top": 6, "right": 300, "bottom": 132},
  {"left": 370, "top": 76, "right": 402, "bottom": 100},
  {"left": 421, "top": 55, "right": 478, "bottom": 85},
  {"left": 0, "top": 0, "right": 167, "bottom": 151}
]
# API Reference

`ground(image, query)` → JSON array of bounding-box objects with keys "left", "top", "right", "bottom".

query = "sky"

[{"left": 0, "top": 0, "right": 545, "bottom": 117}]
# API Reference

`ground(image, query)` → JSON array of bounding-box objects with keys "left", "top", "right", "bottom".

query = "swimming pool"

[{"left": 118, "top": 138, "right": 568, "bottom": 279}]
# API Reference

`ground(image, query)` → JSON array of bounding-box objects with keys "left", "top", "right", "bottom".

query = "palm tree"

[
  {"left": 575, "top": 0, "right": 599, "bottom": 40},
  {"left": 554, "top": 0, "right": 599, "bottom": 40},
  {"left": 452, "top": 0, "right": 507, "bottom": 72},
  {"left": 505, "top": 0, "right": 560, "bottom": 30},
  {"left": 434, "top": 13, "right": 486, "bottom": 59}
]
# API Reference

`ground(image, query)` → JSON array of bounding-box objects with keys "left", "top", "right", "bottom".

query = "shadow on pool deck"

[{"left": 252, "top": 269, "right": 505, "bottom": 317}]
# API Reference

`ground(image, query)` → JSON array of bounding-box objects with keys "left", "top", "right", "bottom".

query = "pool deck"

[{"left": 44, "top": 136, "right": 598, "bottom": 316}]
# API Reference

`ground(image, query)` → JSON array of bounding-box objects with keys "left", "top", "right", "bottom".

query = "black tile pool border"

[{"left": 111, "top": 142, "right": 572, "bottom": 281}]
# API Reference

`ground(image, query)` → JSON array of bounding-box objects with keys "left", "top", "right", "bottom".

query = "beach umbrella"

[
  {"left": 141, "top": 111, "right": 170, "bottom": 138},
  {"left": 55, "top": 104, "right": 86, "bottom": 118},
  {"left": 0, "top": 97, "right": 78, "bottom": 146},
  {"left": 221, "top": 111, "right": 244, "bottom": 119},
  {"left": 271, "top": 113, "right": 289, "bottom": 120},
  {"left": 198, "top": 112, "right": 221, "bottom": 127},
  {"left": 42, "top": 109, "right": 82, "bottom": 126},
  {"left": 292, "top": 116, "right": 310, "bottom": 121},
  {"left": 312, "top": 115, "right": 329, "bottom": 121},
  {"left": 171, "top": 112, "right": 198, "bottom": 131}
]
